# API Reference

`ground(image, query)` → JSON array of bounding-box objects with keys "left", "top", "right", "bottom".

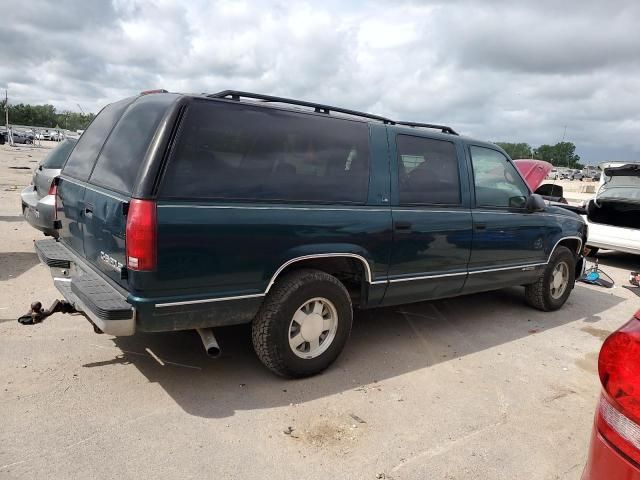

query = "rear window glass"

[
  {"left": 62, "top": 98, "right": 133, "bottom": 180},
  {"left": 396, "top": 135, "right": 460, "bottom": 205},
  {"left": 160, "top": 100, "right": 371, "bottom": 203},
  {"left": 41, "top": 138, "right": 77, "bottom": 169},
  {"left": 90, "top": 94, "right": 177, "bottom": 194}
]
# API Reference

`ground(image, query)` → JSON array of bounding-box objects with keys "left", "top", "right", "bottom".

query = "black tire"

[
  {"left": 586, "top": 246, "right": 599, "bottom": 257},
  {"left": 525, "top": 246, "right": 576, "bottom": 311},
  {"left": 25, "top": 139, "right": 32, "bottom": 145},
  {"left": 252, "top": 269, "right": 353, "bottom": 378}
]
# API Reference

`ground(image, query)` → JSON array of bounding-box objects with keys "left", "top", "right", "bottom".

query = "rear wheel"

[
  {"left": 252, "top": 269, "right": 353, "bottom": 378},
  {"left": 525, "top": 246, "right": 576, "bottom": 311}
]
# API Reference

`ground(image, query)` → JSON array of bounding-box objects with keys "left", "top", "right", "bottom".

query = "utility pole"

[
  {"left": 77, "top": 103, "right": 85, "bottom": 114},
  {"left": 5, "top": 89, "right": 12, "bottom": 146}
]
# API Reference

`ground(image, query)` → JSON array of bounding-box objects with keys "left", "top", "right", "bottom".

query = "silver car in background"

[{"left": 21, "top": 138, "right": 77, "bottom": 237}]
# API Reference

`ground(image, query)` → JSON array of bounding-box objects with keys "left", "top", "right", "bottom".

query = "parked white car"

[
  {"left": 584, "top": 161, "right": 640, "bottom": 255},
  {"left": 50, "top": 131, "right": 64, "bottom": 141}
]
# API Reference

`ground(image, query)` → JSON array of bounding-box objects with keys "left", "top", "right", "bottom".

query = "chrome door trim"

[
  {"left": 388, "top": 271, "right": 467, "bottom": 282},
  {"left": 158, "top": 204, "right": 390, "bottom": 212},
  {"left": 154, "top": 238, "right": 583, "bottom": 307},
  {"left": 156, "top": 292, "right": 266, "bottom": 308}
]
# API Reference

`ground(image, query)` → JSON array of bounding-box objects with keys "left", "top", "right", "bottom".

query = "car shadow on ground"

[
  {"left": 592, "top": 251, "right": 640, "bottom": 271},
  {"left": 87, "top": 284, "right": 625, "bottom": 419},
  {"left": 0, "top": 251, "right": 40, "bottom": 282}
]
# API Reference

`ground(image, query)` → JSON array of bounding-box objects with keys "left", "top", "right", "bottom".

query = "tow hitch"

[{"left": 18, "top": 300, "right": 77, "bottom": 325}]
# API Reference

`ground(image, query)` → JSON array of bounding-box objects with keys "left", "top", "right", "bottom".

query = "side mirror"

[
  {"left": 525, "top": 193, "right": 546, "bottom": 213},
  {"left": 508, "top": 196, "right": 527, "bottom": 208}
]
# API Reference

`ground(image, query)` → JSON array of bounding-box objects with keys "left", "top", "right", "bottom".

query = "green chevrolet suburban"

[{"left": 28, "top": 90, "right": 587, "bottom": 377}]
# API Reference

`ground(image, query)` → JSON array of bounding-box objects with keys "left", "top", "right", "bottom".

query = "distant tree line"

[
  {"left": 1, "top": 100, "right": 95, "bottom": 131},
  {"left": 495, "top": 141, "right": 583, "bottom": 169}
]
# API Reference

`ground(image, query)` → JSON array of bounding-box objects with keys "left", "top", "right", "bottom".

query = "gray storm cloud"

[{"left": 1, "top": 0, "right": 639, "bottom": 163}]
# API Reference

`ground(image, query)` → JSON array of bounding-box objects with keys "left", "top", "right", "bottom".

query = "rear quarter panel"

[{"left": 150, "top": 203, "right": 391, "bottom": 296}]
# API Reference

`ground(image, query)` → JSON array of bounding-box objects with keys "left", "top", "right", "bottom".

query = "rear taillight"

[
  {"left": 48, "top": 181, "right": 58, "bottom": 220},
  {"left": 597, "top": 310, "right": 640, "bottom": 464},
  {"left": 125, "top": 199, "right": 157, "bottom": 271}
]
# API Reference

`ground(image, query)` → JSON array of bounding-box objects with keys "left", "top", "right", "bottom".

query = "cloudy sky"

[{"left": 2, "top": 0, "right": 639, "bottom": 163}]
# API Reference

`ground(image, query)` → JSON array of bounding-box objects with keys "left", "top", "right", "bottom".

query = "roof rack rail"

[
  {"left": 207, "top": 90, "right": 459, "bottom": 134},
  {"left": 209, "top": 90, "right": 395, "bottom": 124},
  {"left": 396, "top": 122, "right": 459, "bottom": 136}
]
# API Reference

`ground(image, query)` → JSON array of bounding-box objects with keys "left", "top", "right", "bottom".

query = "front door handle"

[
  {"left": 394, "top": 221, "right": 412, "bottom": 231},
  {"left": 474, "top": 223, "right": 487, "bottom": 230}
]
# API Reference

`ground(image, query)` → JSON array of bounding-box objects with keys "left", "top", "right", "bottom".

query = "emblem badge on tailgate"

[{"left": 100, "top": 251, "right": 124, "bottom": 271}]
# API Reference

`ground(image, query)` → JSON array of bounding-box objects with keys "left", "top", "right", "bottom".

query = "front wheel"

[
  {"left": 525, "top": 246, "right": 576, "bottom": 311},
  {"left": 252, "top": 269, "right": 353, "bottom": 378}
]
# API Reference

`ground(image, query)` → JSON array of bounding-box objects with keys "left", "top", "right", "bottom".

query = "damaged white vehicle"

[{"left": 584, "top": 161, "right": 640, "bottom": 256}]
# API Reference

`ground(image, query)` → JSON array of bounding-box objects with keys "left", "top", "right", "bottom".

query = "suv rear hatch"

[
  {"left": 56, "top": 93, "right": 179, "bottom": 289},
  {"left": 587, "top": 163, "right": 640, "bottom": 229}
]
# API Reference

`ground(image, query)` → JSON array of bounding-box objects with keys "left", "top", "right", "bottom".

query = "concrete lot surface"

[
  {"left": 1, "top": 143, "right": 639, "bottom": 479},
  {"left": 554, "top": 179, "right": 598, "bottom": 205}
]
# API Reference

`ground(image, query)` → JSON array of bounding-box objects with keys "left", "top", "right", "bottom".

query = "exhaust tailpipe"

[{"left": 196, "top": 328, "right": 221, "bottom": 358}]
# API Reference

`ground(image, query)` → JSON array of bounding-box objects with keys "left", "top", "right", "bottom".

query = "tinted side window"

[
  {"left": 396, "top": 135, "right": 460, "bottom": 205},
  {"left": 161, "top": 100, "right": 370, "bottom": 203},
  {"left": 62, "top": 98, "right": 133, "bottom": 180},
  {"left": 470, "top": 146, "right": 529, "bottom": 208},
  {"left": 90, "top": 94, "right": 177, "bottom": 194},
  {"left": 41, "top": 139, "right": 77, "bottom": 169}
]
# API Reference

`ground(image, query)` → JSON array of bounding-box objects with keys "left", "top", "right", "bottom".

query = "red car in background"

[
  {"left": 582, "top": 309, "right": 640, "bottom": 479},
  {"left": 513, "top": 159, "right": 553, "bottom": 191},
  {"left": 513, "top": 159, "right": 568, "bottom": 204}
]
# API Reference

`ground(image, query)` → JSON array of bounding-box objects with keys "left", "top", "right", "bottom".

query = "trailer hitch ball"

[{"left": 18, "top": 299, "right": 76, "bottom": 325}]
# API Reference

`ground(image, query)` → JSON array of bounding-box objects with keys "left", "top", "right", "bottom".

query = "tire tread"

[
  {"left": 525, "top": 245, "right": 575, "bottom": 311},
  {"left": 252, "top": 269, "right": 351, "bottom": 377}
]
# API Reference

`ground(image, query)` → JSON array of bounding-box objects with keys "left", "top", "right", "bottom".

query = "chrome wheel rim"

[
  {"left": 550, "top": 261, "right": 569, "bottom": 299},
  {"left": 288, "top": 297, "right": 338, "bottom": 359}
]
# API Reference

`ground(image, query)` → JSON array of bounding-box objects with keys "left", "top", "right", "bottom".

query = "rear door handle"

[
  {"left": 394, "top": 221, "right": 412, "bottom": 231},
  {"left": 84, "top": 203, "right": 94, "bottom": 217},
  {"left": 474, "top": 223, "right": 486, "bottom": 230}
]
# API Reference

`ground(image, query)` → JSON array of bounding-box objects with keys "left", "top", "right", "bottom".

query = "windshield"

[{"left": 40, "top": 138, "right": 77, "bottom": 169}]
